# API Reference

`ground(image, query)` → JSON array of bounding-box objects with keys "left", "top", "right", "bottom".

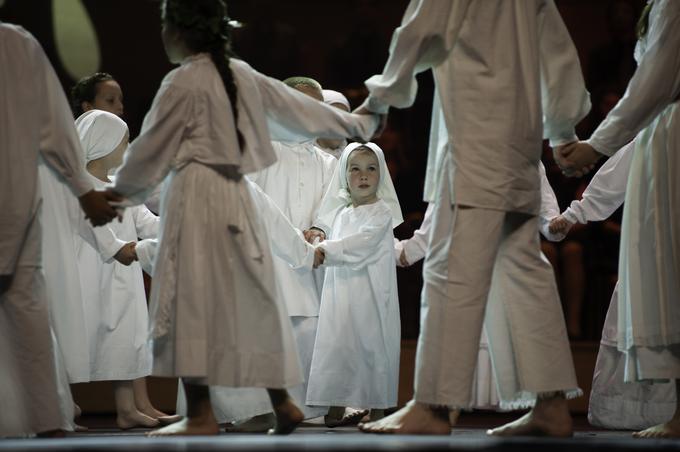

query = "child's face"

[
  {"left": 83, "top": 80, "right": 124, "bottom": 118},
  {"left": 346, "top": 148, "right": 380, "bottom": 207}
]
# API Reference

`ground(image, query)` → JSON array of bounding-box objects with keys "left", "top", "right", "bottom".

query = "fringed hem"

[{"left": 497, "top": 388, "right": 583, "bottom": 411}]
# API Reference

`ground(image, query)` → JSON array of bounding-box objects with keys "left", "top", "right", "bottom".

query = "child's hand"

[
  {"left": 114, "top": 242, "right": 138, "bottom": 266},
  {"left": 549, "top": 215, "right": 574, "bottom": 236},
  {"left": 398, "top": 249, "right": 410, "bottom": 267},
  {"left": 313, "top": 248, "right": 325, "bottom": 268},
  {"left": 304, "top": 228, "right": 325, "bottom": 245}
]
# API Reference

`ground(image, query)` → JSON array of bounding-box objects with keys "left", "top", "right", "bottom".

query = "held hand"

[
  {"left": 553, "top": 141, "right": 602, "bottom": 177},
  {"left": 114, "top": 242, "right": 138, "bottom": 266},
  {"left": 303, "top": 228, "right": 326, "bottom": 245},
  {"left": 78, "top": 189, "right": 118, "bottom": 227},
  {"left": 313, "top": 247, "right": 325, "bottom": 268},
  {"left": 548, "top": 215, "right": 574, "bottom": 236},
  {"left": 398, "top": 248, "right": 410, "bottom": 267}
]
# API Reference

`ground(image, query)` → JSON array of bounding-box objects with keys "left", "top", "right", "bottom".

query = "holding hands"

[
  {"left": 303, "top": 228, "right": 326, "bottom": 245},
  {"left": 114, "top": 241, "right": 138, "bottom": 266},
  {"left": 78, "top": 189, "right": 121, "bottom": 226},
  {"left": 553, "top": 141, "right": 603, "bottom": 177},
  {"left": 313, "top": 248, "right": 325, "bottom": 269},
  {"left": 548, "top": 215, "right": 574, "bottom": 236}
]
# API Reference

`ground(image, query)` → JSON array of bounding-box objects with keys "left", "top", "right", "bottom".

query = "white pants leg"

[{"left": 0, "top": 207, "right": 63, "bottom": 436}]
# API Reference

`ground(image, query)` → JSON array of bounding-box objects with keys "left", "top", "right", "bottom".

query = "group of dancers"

[{"left": 1, "top": 0, "right": 679, "bottom": 440}]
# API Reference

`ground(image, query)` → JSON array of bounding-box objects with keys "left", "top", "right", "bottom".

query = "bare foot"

[
  {"left": 74, "top": 423, "right": 88, "bottom": 432},
  {"left": 138, "top": 405, "right": 182, "bottom": 425},
  {"left": 449, "top": 409, "right": 460, "bottom": 427},
  {"left": 633, "top": 418, "right": 680, "bottom": 439},
  {"left": 487, "top": 395, "right": 572, "bottom": 437},
  {"left": 325, "top": 407, "right": 370, "bottom": 428},
  {"left": 358, "top": 400, "right": 451, "bottom": 435},
  {"left": 224, "top": 413, "right": 276, "bottom": 433},
  {"left": 117, "top": 410, "right": 160, "bottom": 430},
  {"left": 268, "top": 398, "right": 304, "bottom": 435},
  {"left": 147, "top": 417, "right": 220, "bottom": 437}
]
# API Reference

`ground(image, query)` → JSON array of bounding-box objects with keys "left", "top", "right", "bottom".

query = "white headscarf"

[
  {"left": 317, "top": 142, "right": 403, "bottom": 229},
  {"left": 322, "top": 89, "right": 350, "bottom": 111},
  {"left": 75, "top": 109, "right": 128, "bottom": 162}
]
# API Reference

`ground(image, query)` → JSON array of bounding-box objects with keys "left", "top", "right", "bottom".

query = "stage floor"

[{"left": 2, "top": 414, "right": 680, "bottom": 452}]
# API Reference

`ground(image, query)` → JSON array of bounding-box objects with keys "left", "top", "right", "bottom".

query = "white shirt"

[{"left": 362, "top": 0, "right": 589, "bottom": 215}]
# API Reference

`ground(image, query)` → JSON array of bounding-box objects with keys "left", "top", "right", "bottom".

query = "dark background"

[{"left": 1, "top": 0, "right": 646, "bottom": 342}]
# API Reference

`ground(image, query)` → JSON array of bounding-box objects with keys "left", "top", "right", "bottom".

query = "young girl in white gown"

[{"left": 307, "top": 142, "right": 402, "bottom": 423}]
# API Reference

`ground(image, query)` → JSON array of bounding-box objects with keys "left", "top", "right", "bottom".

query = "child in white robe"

[
  {"left": 75, "top": 110, "right": 161, "bottom": 430},
  {"left": 105, "top": 0, "right": 378, "bottom": 436},
  {"left": 307, "top": 142, "right": 402, "bottom": 423},
  {"left": 550, "top": 139, "right": 677, "bottom": 430}
]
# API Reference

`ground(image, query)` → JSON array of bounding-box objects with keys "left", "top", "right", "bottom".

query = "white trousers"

[
  {"left": 414, "top": 170, "right": 579, "bottom": 409},
  {"left": 0, "top": 207, "right": 63, "bottom": 436}
]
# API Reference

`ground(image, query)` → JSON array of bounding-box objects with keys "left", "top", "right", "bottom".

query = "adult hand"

[
  {"left": 303, "top": 228, "right": 326, "bottom": 245},
  {"left": 398, "top": 248, "right": 410, "bottom": 267},
  {"left": 114, "top": 242, "right": 137, "bottom": 266},
  {"left": 548, "top": 215, "right": 574, "bottom": 236},
  {"left": 313, "top": 247, "right": 325, "bottom": 268},
  {"left": 78, "top": 189, "right": 119, "bottom": 227},
  {"left": 553, "top": 141, "right": 602, "bottom": 177}
]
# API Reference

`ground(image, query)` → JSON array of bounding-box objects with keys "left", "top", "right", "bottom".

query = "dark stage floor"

[{"left": 2, "top": 413, "right": 680, "bottom": 452}]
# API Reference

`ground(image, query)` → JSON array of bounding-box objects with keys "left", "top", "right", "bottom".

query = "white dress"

[
  {"left": 307, "top": 201, "right": 400, "bottom": 409},
  {"left": 77, "top": 175, "right": 158, "bottom": 381},
  {"left": 585, "top": 0, "right": 680, "bottom": 382},
  {"left": 112, "top": 54, "right": 377, "bottom": 386},
  {"left": 0, "top": 23, "right": 92, "bottom": 437},
  {"left": 560, "top": 140, "right": 677, "bottom": 428}
]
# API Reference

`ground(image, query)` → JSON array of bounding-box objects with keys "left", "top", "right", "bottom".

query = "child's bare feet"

[
  {"left": 268, "top": 398, "right": 304, "bottom": 435},
  {"left": 116, "top": 410, "right": 160, "bottom": 430},
  {"left": 224, "top": 413, "right": 276, "bottom": 433},
  {"left": 359, "top": 400, "right": 451, "bottom": 435},
  {"left": 487, "top": 393, "right": 572, "bottom": 437},
  {"left": 633, "top": 418, "right": 680, "bottom": 439},
  {"left": 147, "top": 417, "right": 219, "bottom": 437},
  {"left": 325, "top": 407, "right": 370, "bottom": 428}
]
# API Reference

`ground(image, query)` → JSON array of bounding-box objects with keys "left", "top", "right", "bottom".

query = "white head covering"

[
  {"left": 322, "top": 89, "right": 350, "bottom": 111},
  {"left": 75, "top": 109, "right": 128, "bottom": 162},
  {"left": 317, "top": 142, "right": 403, "bottom": 229}
]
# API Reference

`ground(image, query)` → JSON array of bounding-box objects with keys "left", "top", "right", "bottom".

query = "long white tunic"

[
  {"left": 0, "top": 23, "right": 92, "bottom": 437},
  {"left": 584, "top": 0, "right": 680, "bottom": 379},
  {"left": 307, "top": 201, "right": 400, "bottom": 408},
  {"left": 363, "top": 0, "right": 590, "bottom": 214},
  {"left": 112, "top": 54, "right": 377, "bottom": 386},
  {"left": 249, "top": 141, "right": 337, "bottom": 317},
  {"left": 77, "top": 176, "right": 158, "bottom": 381}
]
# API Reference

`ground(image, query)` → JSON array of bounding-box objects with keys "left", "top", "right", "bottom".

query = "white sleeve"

[
  {"left": 86, "top": 224, "right": 127, "bottom": 263},
  {"left": 131, "top": 205, "right": 160, "bottom": 239},
  {"left": 538, "top": 162, "right": 564, "bottom": 241},
  {"left": 562, "top": 140, "right": 634, "bottom": 224},
  {"left": 136, "top": 239, "right": 158, "bottom": 275},
  {"left": 38, "top": 43, "right": 92, "bottom": 197},
  {"left": 363, "top": 0, "right": 471, "bottom": 113},
  {"left": 538, "top": 0, "right": 591, "bottom": 147},
  {"left": 397, "top": 203, "right": 433, "bottom": 265},
  {"left": 587, "top": 0, "right": 680, "bottom": 156},
  {"left": 247, "top": 180, "right": 314, "bottom": 270},
  {"left": 320, "top": 210, "right": 392, "bottom": 270},
  {"left": 113, "top": 82, "right": 193, "bottom": 204},
  {"left": 253, "top": 71, "right": 378, "bottom": 143}
]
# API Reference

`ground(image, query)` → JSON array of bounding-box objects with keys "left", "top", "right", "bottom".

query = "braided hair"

[
  {"left": 70, "top": 72, "right": 115, "bottom": 118},
  {"left": 163, "top": 0, "right": 245, "bottom": 150}
]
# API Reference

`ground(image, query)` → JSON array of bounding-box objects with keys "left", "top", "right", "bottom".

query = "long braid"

[{"left": 164, "top": 0, "right": 245, "bottom": 152}]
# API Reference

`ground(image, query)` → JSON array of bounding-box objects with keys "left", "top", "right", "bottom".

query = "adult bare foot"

[
  {"left": 117, "top": 410, "right": 160, "bottom": 430},
  {"left": 487, "top": 393, "right": 573, "bottom": 437},
  {"left": 358, "top": 400, "right": 451, "bottom": 435},
  {"left": 147, "top": 417, "right": 220, "bottom": 437},
  {"left": 224, "top": 413, "right": 276, "bottom": 433},
  {"left": 325, "top": 407, "right": 370, "bottom": 428},
  {"left": 268, "top": 398, "right": 304, "bottom": 435},
  {"left": 138, "top": 405, "right": 182, "bottom": 425},
  {"left": 633, "top": 418, "right": 680, "bottom": 439}
]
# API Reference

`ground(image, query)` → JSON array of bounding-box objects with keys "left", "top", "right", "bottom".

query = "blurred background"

[{"left": 0, "top": 0, "right": 646, "bottom": 409}]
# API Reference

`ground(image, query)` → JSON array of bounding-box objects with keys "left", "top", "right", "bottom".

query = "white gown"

[
  {"left": 584, "top": 0, "right": 680, "bottom": 382},
  {"left": 112, "top": 54, "right": 377, "bottom": 387},
  {"left": 307, "top": 201, "right": 400, "bottom": 409},
  {"left": 560, "top": 140, "right": 677, "bottom": 428},
  {"left": 77, "top": 175, "right": 158, "bottom": 381}
]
